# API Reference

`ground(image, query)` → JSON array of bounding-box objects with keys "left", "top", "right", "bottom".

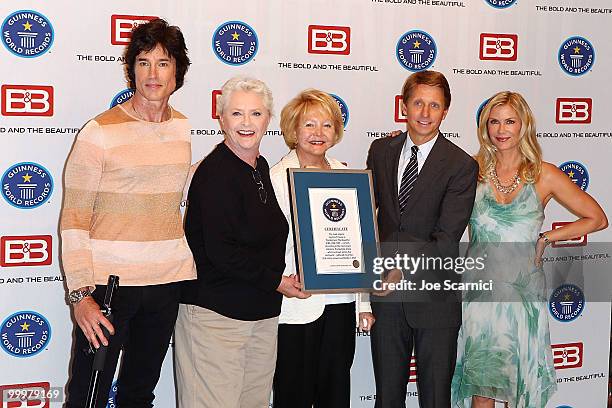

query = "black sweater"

[{"left": 181, "top": 142, "right": 289, "bottom": 321}]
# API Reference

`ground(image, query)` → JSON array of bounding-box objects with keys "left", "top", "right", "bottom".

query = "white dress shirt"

[{"left": 397, "top": 133, "right": 438, "bottom": 193}]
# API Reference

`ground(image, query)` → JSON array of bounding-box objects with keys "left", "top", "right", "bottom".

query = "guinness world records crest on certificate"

[{"left": 288, "top": 169, "right": 380, "bottom": 293}]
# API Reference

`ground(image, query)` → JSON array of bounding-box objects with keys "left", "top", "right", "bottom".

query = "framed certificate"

[{"left": 288, "top": 169, "right": 380, "bottom": 293}]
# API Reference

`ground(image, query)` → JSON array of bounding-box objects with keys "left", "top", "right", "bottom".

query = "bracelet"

[{"left": 538, "top": 232, "right": 551, "bottom": 246}]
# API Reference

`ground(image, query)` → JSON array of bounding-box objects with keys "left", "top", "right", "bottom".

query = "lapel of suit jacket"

[
  {"left": 385, "top": 132, "right": 407, "bottom": 219},
  {"left": 400, "top": 133, "right": 447, "bottom": 217}
]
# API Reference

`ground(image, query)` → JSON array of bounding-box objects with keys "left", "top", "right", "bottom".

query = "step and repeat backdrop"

[{"left": 1, "top": 0, "right": 611, "bottom": 407}]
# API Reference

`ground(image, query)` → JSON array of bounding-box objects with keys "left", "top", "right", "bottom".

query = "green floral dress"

[{"left": 451, "top": 182, "right": 557, "bottom": 407}]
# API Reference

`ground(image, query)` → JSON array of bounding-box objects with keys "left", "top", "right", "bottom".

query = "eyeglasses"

[{"left": 251, "top": 169, "right": 268, "bottom": 204}]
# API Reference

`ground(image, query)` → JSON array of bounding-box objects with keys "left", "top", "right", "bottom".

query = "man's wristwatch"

[{"left": 68, "top": 287, "right": 91, "bottom": 304}]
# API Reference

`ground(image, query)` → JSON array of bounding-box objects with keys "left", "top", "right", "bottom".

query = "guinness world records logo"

[
  {"left": 2, "top": 10, "right": 54, "bottom": 58},
  {"left": 110, "top": 88, "right": 135, "bottom": 108},
  {"left": 558, "top": 161, "right": 589, "bottom": 191},
  {"left": 107, "top": 381, "right": 118, "bottom": 408},
  {"left": 323, "top": 198, "right": 346, "bottom": 222},
  {"left": 212, "top": 20, "right": 258, "bottom": 66},
  {"left": 484, "top": 0, "right": 518, "bottom": 8},
  {"left": 548, "top": 284, "right": 585, "bottom": 323},
  {"left": 396, "top": 30, "right": 437, "bottom": 72},
  {"left": 1, "top": 311, "right": 51, "bottom": 357},
  {"left": 2, "top": 162, "right": 53, "bottom": 209},
  {"left": 558, "top": 36, "right": 595, "bottom": 76},
  {"left": 330, "top": 94, "right": 349, "bottom": 128},
  {"left": 476, "top": 98, "right": 490, "bottom": 125}
]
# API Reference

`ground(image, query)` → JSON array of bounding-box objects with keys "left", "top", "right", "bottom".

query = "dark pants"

[
  {"left": 65, "top": 282, "right": 180, "bottom": 408},
  {"left": 370, "top": 301, "right": 459, "bottom": 408},
  {"left": 273, "top": 302, "right": 356, "bottom": 408}
]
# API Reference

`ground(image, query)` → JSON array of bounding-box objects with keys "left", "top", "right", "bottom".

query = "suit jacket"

[{"left": 366, "top": 132, "right": 478, "bottom": 327}]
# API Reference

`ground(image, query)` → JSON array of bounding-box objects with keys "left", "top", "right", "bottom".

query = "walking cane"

[{"left": 85, "top": 275, "right": 119, "bottom": 408}]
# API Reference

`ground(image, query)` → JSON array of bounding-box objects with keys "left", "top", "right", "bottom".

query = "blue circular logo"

[
  {"left": 549, "top": 284, "right": 585, "bottom": 323},
  {"left": 110, "top": 88, "right": 135, "bottom": 108},
  {"left": 476, "top": 98, "right": 490, "bottom": 126},
  {"left": 558, "top": 161, "right": 589, "bottom": 191},
  {"left": 0, "top": 311, "right": 51, "bottom": 357},
  {"left": 330, "top": 94, "right": 349, "bottom": 128},
  {"left": 484, "top": 0, "right": 518, "bottom": 8},
  {"left": 396, "top": 30, "right": 437, "bottom": 72},
  {"left": 558, "top": 36, "right": 595, "bottom": 76},
  {"left": 106, "top": 381, "right": 118, "bottom": 408},
  {"left": 1, "top": 10, "right": 54, "bottom": 58},
  {"left": 323, "top": 198, "right": 346, "bottom": 222},
  {"left": 2, "top": 162, "right": 53, "bottom": 209},
  {"left": 212, "top": 21, "right": 258, "bottom": 66}
]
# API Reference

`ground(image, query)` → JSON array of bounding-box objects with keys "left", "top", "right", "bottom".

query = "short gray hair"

[{"left": 217, "top": 76, "right": 274, "bottom": 117}]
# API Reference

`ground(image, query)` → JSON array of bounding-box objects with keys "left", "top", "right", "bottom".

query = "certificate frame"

[{"left": 288, "top": 168, "right": 380, "bottom": 293}]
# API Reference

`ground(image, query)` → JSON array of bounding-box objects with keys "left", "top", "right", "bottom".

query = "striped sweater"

[{"left": 60, "top": 103, "right": 196, "bottom": 292}]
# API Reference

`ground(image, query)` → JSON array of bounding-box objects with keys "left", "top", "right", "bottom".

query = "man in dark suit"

[{"left": 367, "top": 70, "right": 478, "bottom": 407}]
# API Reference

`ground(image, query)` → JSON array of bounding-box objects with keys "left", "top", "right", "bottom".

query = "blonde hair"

[
  {"left": 475, "top": 91, "right": 542, "bottom": 183},
  {"left": 280, "top": 89, "right": 344, "bottom": 150},
  {"left": 217, "top": 76, "right": 273, "bottom": 117}
]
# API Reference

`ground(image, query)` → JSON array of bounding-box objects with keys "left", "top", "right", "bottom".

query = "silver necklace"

[{"left": 489, "top": 166, "right": 521, "bottom": 194}]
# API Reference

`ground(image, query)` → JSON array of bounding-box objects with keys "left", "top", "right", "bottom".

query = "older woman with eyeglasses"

[{"left": 175, "top": 76, "right": 308, "bottom": 408}]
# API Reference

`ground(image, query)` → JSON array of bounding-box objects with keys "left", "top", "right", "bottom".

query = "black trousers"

[
  {"left": 272, "top": 302, "right": 356, "bottom": 408},
  {"left": 370, "top": 301, "right": 459, "bottom": 408},
  {"left": 65, "top": 282, "right": 180, "bottom": 408}
]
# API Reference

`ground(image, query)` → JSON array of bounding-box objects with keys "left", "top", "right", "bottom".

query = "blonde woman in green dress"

[{"left": 451, "top": 91, "right": 608, "bottom": 407}]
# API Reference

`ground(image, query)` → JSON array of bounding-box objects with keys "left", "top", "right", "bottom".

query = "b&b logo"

[
  {"left": 0, "top": 382, "right": 51, "bottom": 407},
  {"left": 1, "top": 235, "right": 52, "bottom": 267},
  {"left": 484, "top": 0, "right": 517, "bottom": 8},
  {"left": 110, "top": 15, "right": 157, "bottom": 45},
  {"left": 409, "top": 355, "right": 417, "bottom": 383},
  {"left": 549, "top": 284, "right": 585, "bottom": 323},
  {"left": 1, "top": 85, "right": 53, "bottom": 116},
  {"left": 0, "top": 311, "right": 51, "bottom": 357},
  {"left": 555, "top": 98, "right": 592, "bottom": 124},
  {"left": 212, "top": 21, "right": 258, "bottom": 66},
  {"left": 479, "top": 33, "right": 518, "bottom": 61},
  {"left": 551, "top": 222, "right": 587, "bottom": 248},
  {"left": 1, "top": 162, "right": 53, "bottom": 209},
  {"left": 1, "top": 10, "right": 54, "bottom": 58},
  {"left": 110, "top": 88, "right": 135, "bottom": 108},
  {"left": 552, "top": 342, "right": 583, "bottom": 370},
  {"left": 396, "top": 30, "right": 437, "bottom": 72},
  {"left": 394, "top": 95, "right": 407, "bottom": 123},
  {"left": 211, "top": 90, "right": 222, "bottom": 119},
  {"left": 308, "top": 25, "right": 351, "bottom": 55},
  {"left": 558, "top": 36, "right": 595, "bottom": 76},
  {"left": 330, "top": 94, "right": 349, "bottom": 128},
  {"left": 558, "top": 161, "right": 589, "bottom": 191}
]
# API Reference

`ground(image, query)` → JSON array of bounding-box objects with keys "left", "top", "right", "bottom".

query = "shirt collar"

[{"left": 404, "top": 132, "right": 438, "bottom": 159}]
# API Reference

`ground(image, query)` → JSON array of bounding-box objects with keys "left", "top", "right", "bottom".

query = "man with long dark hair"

[{"left": 60, "top": 19, "right": 194, "bottom": 407}]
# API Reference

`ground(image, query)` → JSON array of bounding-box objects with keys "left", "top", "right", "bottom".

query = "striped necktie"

[{"left": 398, "top": 145, "right": 419, "bottom": 213}]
